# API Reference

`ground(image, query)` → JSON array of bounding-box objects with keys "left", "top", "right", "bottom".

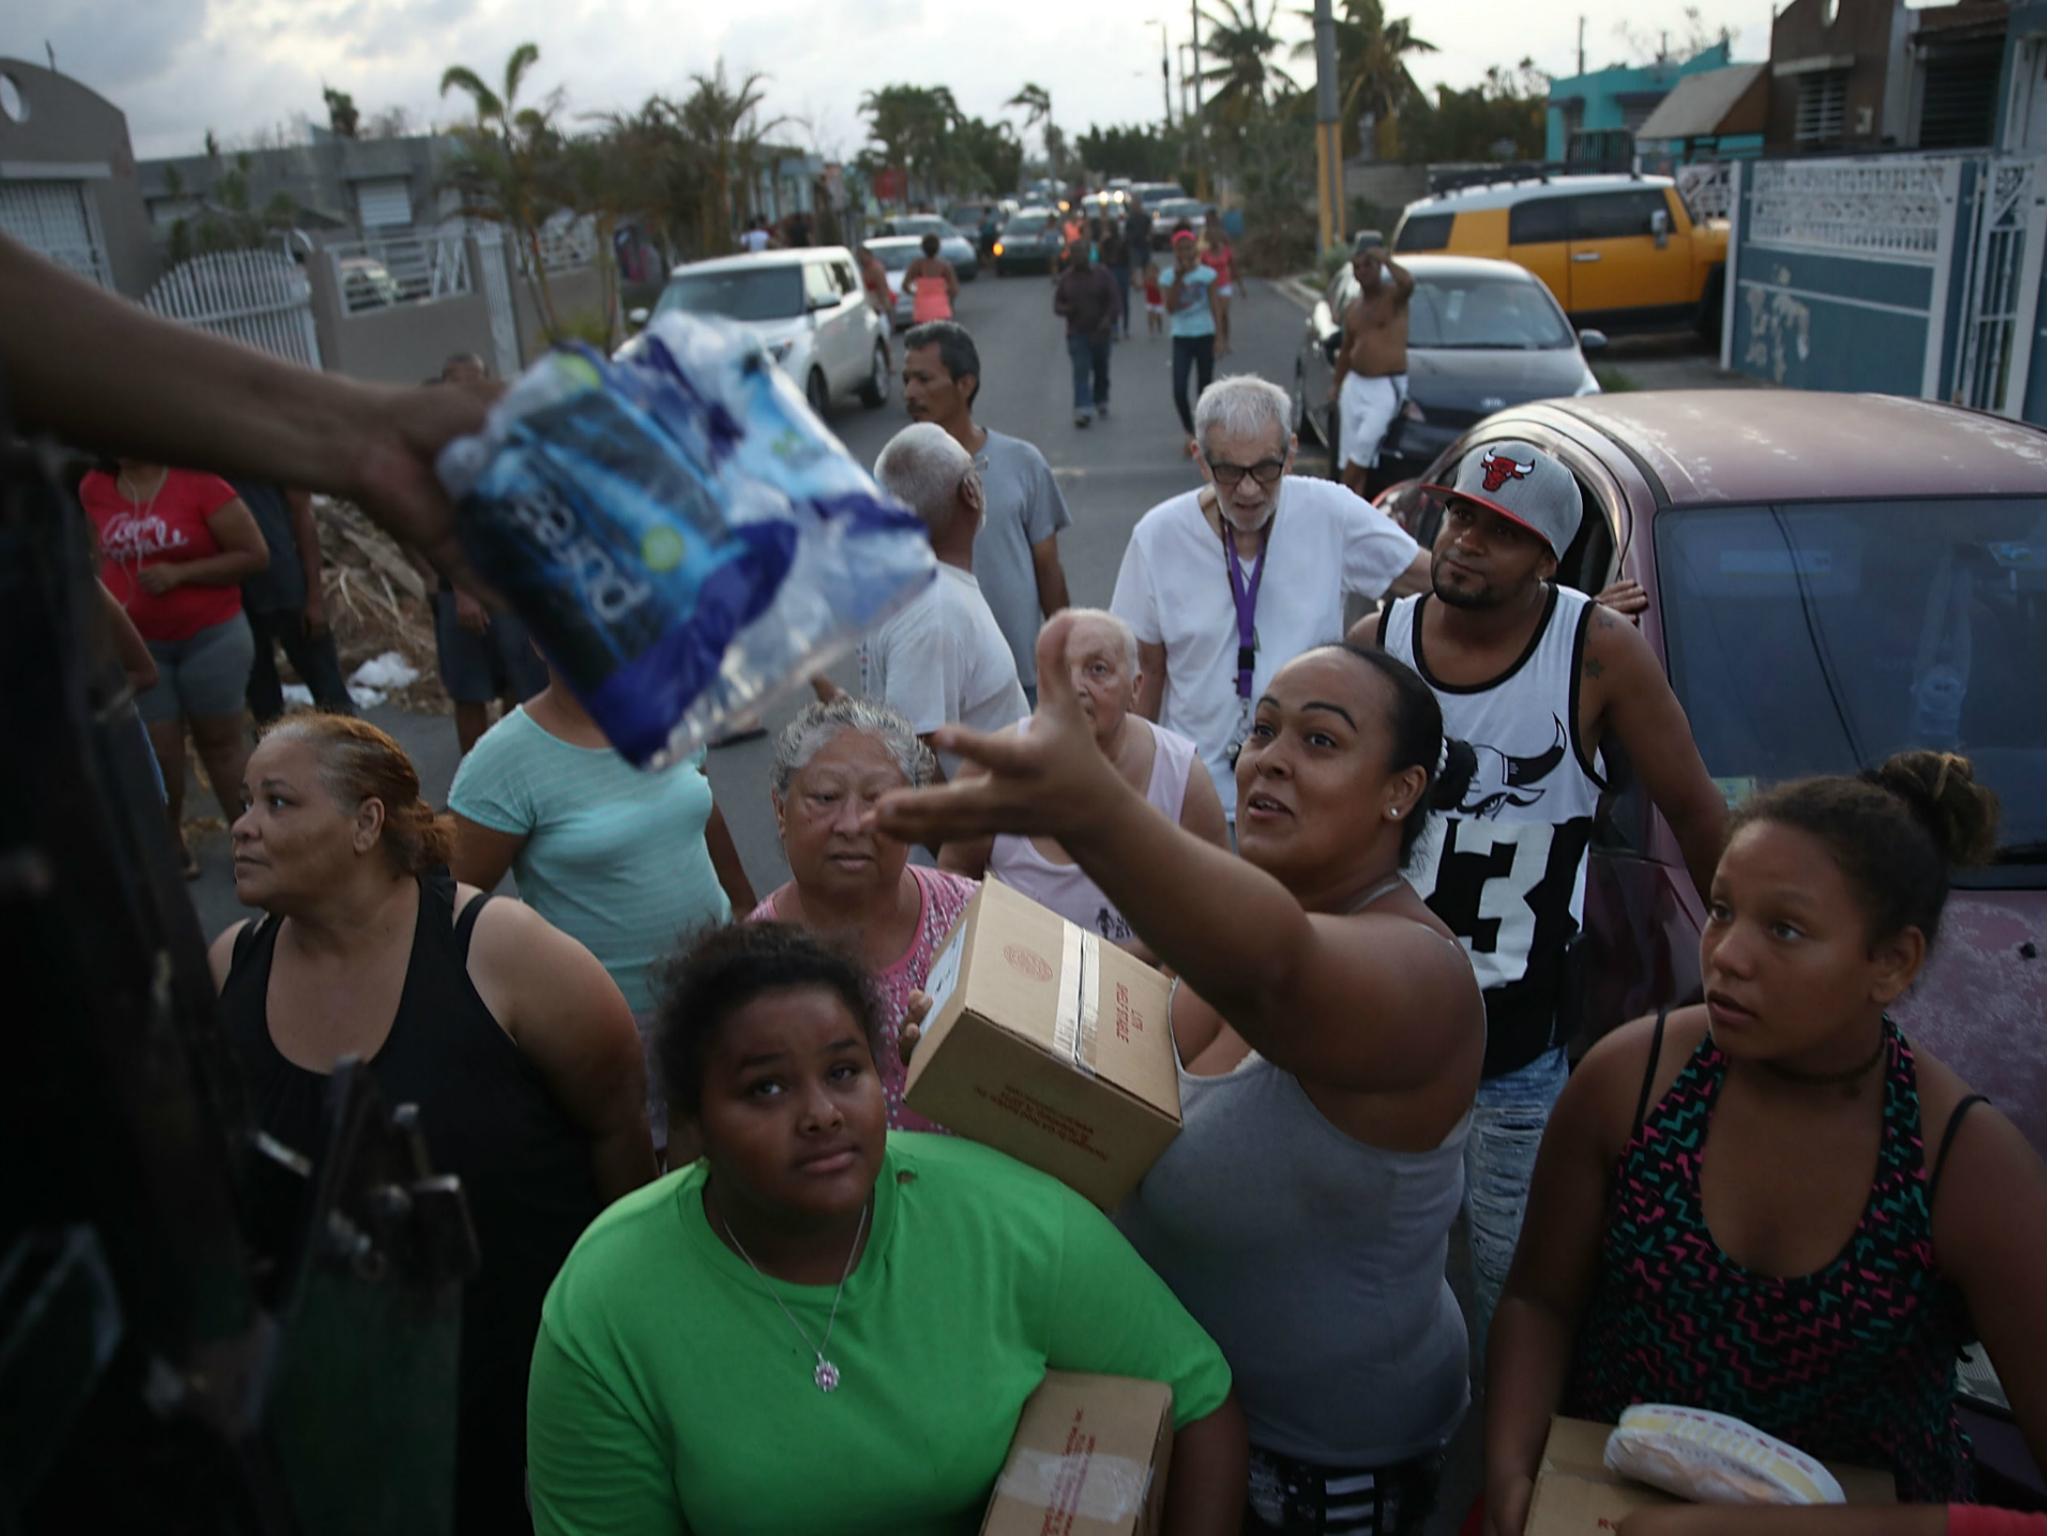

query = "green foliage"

[
  {"left": 323, "top": 87, "right": 360, "bottom": 138},
  {"left": 1288, "top": 0, "right": 1434, "bottom": 157},
  {"left": 1198, "top": 0, "right": 1298, "bottom": 129},
  {"left": 1073, "top": 123, "right": 1184, "bottom": 182},
  {"left": 1400, "top": 59, "right": 1548, "bottom": 163}
]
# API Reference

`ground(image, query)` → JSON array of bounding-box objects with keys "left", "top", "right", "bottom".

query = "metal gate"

[
  {"left": 143, "top": 248, "right": 322, "bottom": 370},
  {"left": 0, "top": 180, "right": 109, "bottom": 287},
  {"left": 1954, "top": 156, "right": 2045, "bottom": 417}
]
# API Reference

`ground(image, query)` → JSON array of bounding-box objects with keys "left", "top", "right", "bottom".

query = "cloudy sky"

[{"left": 5, "top": 0, "right": 1780, "bottom": 163}]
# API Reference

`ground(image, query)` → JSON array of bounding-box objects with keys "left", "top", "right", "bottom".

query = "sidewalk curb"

[{"left": 1276, "top": 274, "right": 1320, "bottom": 312}]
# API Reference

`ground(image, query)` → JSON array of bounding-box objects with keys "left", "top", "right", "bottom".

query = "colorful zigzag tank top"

[{"left": 1562, "top": 1019, "right": 1973, "bottom": 1501}]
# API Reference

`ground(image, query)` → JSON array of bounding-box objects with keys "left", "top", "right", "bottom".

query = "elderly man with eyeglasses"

[{"left": 1110, "top": 375, "right": 1431, "bottom": 828}]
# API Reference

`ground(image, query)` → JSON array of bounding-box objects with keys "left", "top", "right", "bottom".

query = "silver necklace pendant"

[{"left": 814, "top": 1358, "right": 841, "bottom": 1393}]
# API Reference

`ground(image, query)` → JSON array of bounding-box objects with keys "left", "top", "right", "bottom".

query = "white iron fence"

[
  {"left": 523, "top": 214, "right": 598, "bottom": 276},
  {"left": 143, "top": 248, "right": 321, "bottom": 369},
  {"left": 1746, "top": 157, "right": 1951, "bottom": 261},
  {"left": 1675, "top": 162, "right": 1733, "bottom": 222},
  {"left": 1954, "top": 157, "right": 2046, "bottom": 417},
  {"left": 325, "top": 228, "right": 472, "bottom": 314}
]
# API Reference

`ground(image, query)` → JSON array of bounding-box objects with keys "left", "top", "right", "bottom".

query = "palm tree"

[
  {"left": 1291, "top": 0, "right": 1435, "bottom": 157},
  {"left": 441, "top": 41, "right": 566, "bottom": 333},
  {"left": 1005, "top": 82, "right": 1058, "bottom": 177},
  {"left": 1198, "top": 0, "right": 1298, "bottom": 128},
  {"left": 861, "top": 85, "right": 962, "bottom": 207},
  {"left": 667, "top": 65, "right": 784, "bottom": 250}
]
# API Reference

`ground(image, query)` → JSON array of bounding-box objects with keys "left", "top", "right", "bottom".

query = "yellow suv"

[{"left": 1390, "top": 174, "right": 1728, "bottom": 340}]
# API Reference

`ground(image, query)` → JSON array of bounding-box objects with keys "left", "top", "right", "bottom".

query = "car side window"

[
  {"left": 1508, "top": 196, "right": 1572, "bottom": 245},
  {"left": 1326, "top": 268, "right": 1352, "bottom": 314},
  {"left": 803, "top": 262, "right": 838, "bottom": 309},
  {"left": 833, "top": 261, "right": 857, "bottom": 295},
  {"left": 1571, "top": 190, "right": 1671, "bottom": 242}
]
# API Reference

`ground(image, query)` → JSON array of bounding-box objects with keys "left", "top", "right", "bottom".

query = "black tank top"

[{"left": 221, "top": 869, "right": 601, "bottom": 1534}]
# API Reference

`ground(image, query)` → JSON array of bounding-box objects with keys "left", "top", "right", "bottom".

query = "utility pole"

[
  {"left": 1189, "top": 0, "right": 1206, "bottom": 199},
  {"left": 1313, "top": 0, "right": 1344, "bottom": 255},
  {"left": 1148, "top": 19, "right": 1174, "bottom": 129},
  {"left": 1577, "top": 15, "right": 1586, "bottom": 77}
]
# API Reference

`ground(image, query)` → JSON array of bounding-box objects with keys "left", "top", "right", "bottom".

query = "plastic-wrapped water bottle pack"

[{"left": 436, "top": 312, "right": 934, "bottom": 765}]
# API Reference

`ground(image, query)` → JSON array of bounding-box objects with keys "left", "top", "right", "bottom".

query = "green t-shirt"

[{"left": 528, "top": 1133, "right": 1232, "bottom": 1536}]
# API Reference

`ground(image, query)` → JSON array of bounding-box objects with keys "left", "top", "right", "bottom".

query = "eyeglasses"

[{"left": 1206, "top": 457, "right": 1287, "bottom": 490}]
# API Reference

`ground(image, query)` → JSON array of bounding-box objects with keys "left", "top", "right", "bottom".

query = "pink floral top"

[{"left": 747, "top": 865, "right": 978, "bottom": 1132}]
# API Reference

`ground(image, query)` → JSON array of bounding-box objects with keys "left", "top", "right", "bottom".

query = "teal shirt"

[
  {"left": 448, "top": 707, "right": 729, "bottom": 1013},
  {"left": 528, "top": 1134, "right": 1232, "bottom": 1536},
  {"left": 1168, "top": 263, "right": 1217, "bottom": 338}
]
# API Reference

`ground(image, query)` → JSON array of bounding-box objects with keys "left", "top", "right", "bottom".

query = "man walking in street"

[
  {"left": 1165, "top": 231, "right": 1221, "bottom": 451},
  {"left": 235, "top": 480, "right": 354, "bottom": 723},
  {"left": 849, "top": 423, "right": 1029, "bottom": 781},
  {"left": 1332, "top": 231, "right": 1416, "bottom": 499},
  {"left": 1124, "top": 199, "right": 1154, "bottom": 339},
  {"left": 1110, "top": 375, "right": 1430, "bottom": 827},
  {"left": 901, "top": 321, "right": 1072, "bottom": 705},
  {"left": 1054, "top": 237, "right": 1121, "bottom": 429},
  {"left": 1363, "top": 439, "right": 1728, "bottom": 1353}
]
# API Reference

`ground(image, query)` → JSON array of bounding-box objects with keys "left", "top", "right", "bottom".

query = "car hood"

[
  {"left": 1890, "top": 887, "right": 2046, "bottom": 1156},
  {"left": 1406, "top": 346, "right": 1591, "bottom": 414}
]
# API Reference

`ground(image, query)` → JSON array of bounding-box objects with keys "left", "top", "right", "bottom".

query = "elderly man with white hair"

[
  {"left": 941, "top": 607, "right": 1227, "bottom": 943},
  {"left": 843, "top": 422, "right": 1029, "bottom": 781},
  {"left": 1110, "top": 375, "right": 1431, "bottom": 825}
]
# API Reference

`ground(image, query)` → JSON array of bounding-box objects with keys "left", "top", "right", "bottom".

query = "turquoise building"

[{"left": 1545, "top": 42, "right": 1738, "bottom": 164}]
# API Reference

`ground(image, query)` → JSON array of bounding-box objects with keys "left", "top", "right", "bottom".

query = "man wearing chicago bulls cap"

[{"left": 1361, "top": 438, "right": 1727, "bottom": 1358}]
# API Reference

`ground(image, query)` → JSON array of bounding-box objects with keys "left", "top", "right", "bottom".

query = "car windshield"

[
  {"left": 1408, "top": 276, "right": 1574, "bottom": 349},
  {"left": 868, "top": 244, "right": 919, "bottom": 271},
  {"left": 897, "top": 218, "right": 953, "bottom": 237},
  {"left": 1007, "top": 215, "right": 1048, "bottom": 236},
  {"left": 655, "top": 266, "right": 805, "bottom": 322},
  {"left": 1657, "top": 497, "right": 2046, "bottom": 878}
]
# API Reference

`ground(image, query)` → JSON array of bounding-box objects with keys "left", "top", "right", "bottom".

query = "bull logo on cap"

[{"left": 1479, "top": 448, "right": 1535, "bottom": 493}]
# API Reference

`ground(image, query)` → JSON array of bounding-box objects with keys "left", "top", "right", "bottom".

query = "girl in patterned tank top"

[{"left": 1484, "top": 752, "right": 2043, "bottom": 1532}]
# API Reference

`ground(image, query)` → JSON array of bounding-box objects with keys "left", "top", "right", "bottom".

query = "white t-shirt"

[
  {"left": 739, "top": 229, "right": 770, "bottom": 253},
  {"left": 1109, "top": 475, "right": 1420, "bottom": 818},
  {"left": 861, "top": 564, "right": 1030, "bottom": 779}
]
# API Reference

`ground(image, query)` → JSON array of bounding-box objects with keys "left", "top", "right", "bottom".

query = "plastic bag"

[
  {"left": 1603, "top": 1404, "right": 1847, "bottom": 1506},
  {"left": 436, "top": 312, "right": 934, "bottom": 766}
]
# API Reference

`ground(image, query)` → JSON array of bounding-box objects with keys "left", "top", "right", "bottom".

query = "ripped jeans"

[{"left": 1463, "top": 1046, "right": 1570, "bottom": 1367}]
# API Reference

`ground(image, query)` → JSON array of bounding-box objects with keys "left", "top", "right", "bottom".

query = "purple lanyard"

[{"left": 1220, "top": 517, "right": 1268, "bottom": 707}]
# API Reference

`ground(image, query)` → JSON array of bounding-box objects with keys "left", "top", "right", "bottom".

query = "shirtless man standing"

[{"left": 1331, "top": 230, "right": 1415, "bottom": 498}]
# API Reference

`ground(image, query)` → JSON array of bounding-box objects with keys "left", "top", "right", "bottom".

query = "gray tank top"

[{"left": 1115, "top": 918, "right": 1473, "bottom": 1464}]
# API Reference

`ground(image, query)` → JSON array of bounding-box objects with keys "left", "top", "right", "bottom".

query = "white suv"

[{"left": 649, "top": 247, "right": 891, "bottom": 416}]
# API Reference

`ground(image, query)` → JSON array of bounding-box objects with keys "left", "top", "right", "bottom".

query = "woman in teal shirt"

[
  {"left": 527, "top": 922, "right": 1246, "bottom": 1535},
  {"left": 449, "top": 663, "right": 756, "bottom": 1160}
]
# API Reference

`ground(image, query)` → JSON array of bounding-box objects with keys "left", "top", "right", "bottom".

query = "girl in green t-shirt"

[{"left": 528, "top": 921, "right": 1246, "bottom": 1536}]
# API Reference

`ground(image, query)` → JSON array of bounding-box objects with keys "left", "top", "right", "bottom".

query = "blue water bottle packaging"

[{"left": 436, "top": 313, "right": 935, "bottom": 766}]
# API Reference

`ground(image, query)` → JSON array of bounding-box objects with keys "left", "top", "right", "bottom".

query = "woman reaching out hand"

[{"left": 881, "top": 614, "right": 1487, "bottom": 1535}]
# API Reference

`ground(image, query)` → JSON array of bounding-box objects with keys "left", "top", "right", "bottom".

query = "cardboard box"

[
  {"left": 982, "top": 1372, "right": 1174, "bottom": 1536},
  {"left": 904, "top": 879, "right": 1181, "bottom": 1209},
  {"left": 1524, "top": 1416, "right": 1896, "bottom": 1535}
]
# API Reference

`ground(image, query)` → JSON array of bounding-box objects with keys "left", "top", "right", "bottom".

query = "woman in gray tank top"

[{"left": 883, "top": 619, "right": 1486, "bottom": 1535}]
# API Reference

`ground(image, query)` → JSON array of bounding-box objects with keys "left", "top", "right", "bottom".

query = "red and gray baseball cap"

[{"left": 1423, "top": 439, "right": 1582, "bottom": 560}]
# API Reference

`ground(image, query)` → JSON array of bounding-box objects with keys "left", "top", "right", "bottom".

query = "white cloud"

[{"left": 1, "top": 0, "right": 1776, "bottom": 163}]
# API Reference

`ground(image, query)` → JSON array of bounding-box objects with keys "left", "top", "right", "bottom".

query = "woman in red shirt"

[
  {"left": 81, "top": 460, "right": 269, "bottom": 877},
  {"left": 1201, "top": 207, "right": 1236, "bottom": 357}
]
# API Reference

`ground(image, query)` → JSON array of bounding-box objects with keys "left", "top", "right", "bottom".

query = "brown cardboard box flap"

[
  {"left": 982, "top": 1371, "right": 1174, "bottom": 1536},
  {"left": 1525, "top": 1417, "right": 1896, "bottom": 1535},
  {"left": 906, "top": 881, "right": 1181, "bottom": 1208},
  {"left": 917, "top": 880, "right": 1179, "bottom": 1122}
]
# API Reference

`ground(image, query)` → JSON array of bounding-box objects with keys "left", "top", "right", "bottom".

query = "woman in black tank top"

[{"left": 208, "top": 715, "right": 655, "bottom": 1535}]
